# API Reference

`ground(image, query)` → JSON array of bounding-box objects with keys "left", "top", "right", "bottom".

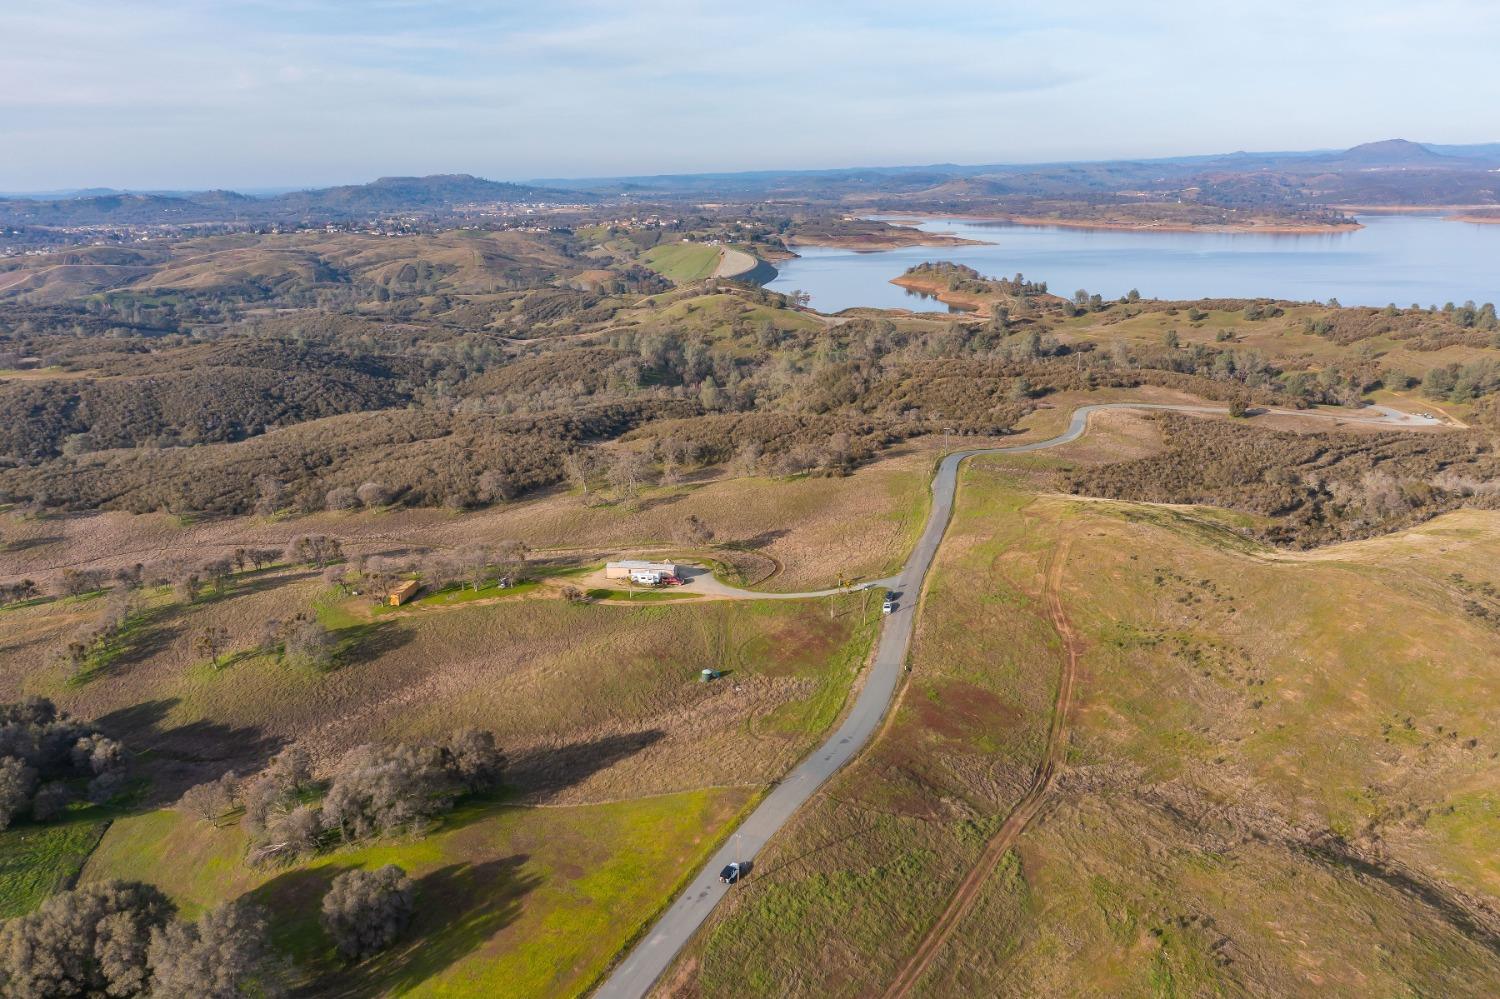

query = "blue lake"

[{"left": 764, "top": 214, "right": 1500, "bottom": 312}]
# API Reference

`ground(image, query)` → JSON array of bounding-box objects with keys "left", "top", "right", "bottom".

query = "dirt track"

[{"left": 881, "top": 541, "right": 1082, "bottom": 997}]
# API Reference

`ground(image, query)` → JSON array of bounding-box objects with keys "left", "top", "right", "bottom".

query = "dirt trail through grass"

[{"left": 881, "top": 539, "right": 1082, "bottom": 998}]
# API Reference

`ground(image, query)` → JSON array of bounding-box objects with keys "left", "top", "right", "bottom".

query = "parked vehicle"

[
  {"left": 700, "top": 668, "right": 723, "bottom": 682},
  {"left": 719, "top": 862, "right": 741, "bottom": 884},
  {"left": 881, "top": 598, "right": 895, "bottom": 615}
]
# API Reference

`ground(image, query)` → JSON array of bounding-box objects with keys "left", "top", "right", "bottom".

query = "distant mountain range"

[
  {"left": 4, "top": 140, "right": 1499, "bottom": 227},
  {"left": 539, "top": 139, "right": 1500, "bottom": 196},
  {"left": 0, "top": 175, "right": 592, "bottom": 227}
]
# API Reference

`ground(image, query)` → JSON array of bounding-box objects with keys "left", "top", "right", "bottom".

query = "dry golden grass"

[
  {"left": 0, "top": 565, "right": 882, "bottom": 807},
  {"left": 667, "top": 461, "right": 1500, "bottom": 998},
  {"left": 0, "top": 442, "right": 937, "bottom": 593}
]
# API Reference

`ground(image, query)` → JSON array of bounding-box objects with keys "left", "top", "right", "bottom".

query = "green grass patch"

[
  {"left": 757, "top": 596, "right": 882, "bottom": 736},
  {"left": 373, "top": 579, "right": 543, "bottom": 614},
  {"left": 0, "top": 809, "right": 113, "bottom": 918},
  {"left": 585, "top": 588, "right": 700, "bottom": 602},
  {"left": 642, "top": 244, "right": 720, "bottom": 283},
  {"left": 84, "top": 788, "right": 754, "bottom": 997}
]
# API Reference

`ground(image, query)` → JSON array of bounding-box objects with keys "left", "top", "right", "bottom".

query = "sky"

[{"left": 4, "top": 0, "right": 1499, "bottom": 192}]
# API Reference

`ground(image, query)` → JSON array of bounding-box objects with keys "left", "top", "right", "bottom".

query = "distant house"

[
  {"left": 604, "top": 561, "right": 678, "bottom": 586},
  {"left": 388, "top": 579, "right": 420, "bottom": 606}
]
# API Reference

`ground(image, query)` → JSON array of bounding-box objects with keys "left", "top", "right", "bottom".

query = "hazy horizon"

[
  {"left": 5, "top": 0, "right": 1500, "bottom": 192},
  {"left": 5, "top": 137, "right": 1494, "bottom": 198}
]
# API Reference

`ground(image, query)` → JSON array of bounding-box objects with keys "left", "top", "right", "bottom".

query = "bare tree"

[
  {"left": 657, "top": 436, "right": 686, "bottom": 484},
  {"left": 202, "top": 558, "right": 233, "bottom": 596},
  {"left": 325, "top": 486, "right": 359, "bottom": 512},
  {"left": 322, "top": 564, "right": 350, "bottom": 594},
  {"left": 676, "top": 515, "right": 715, "bottom": 548},
  {"left": 563, "top": 450, "right": 596, "bottom": 504},
  {"left": 283, "top": 616, "right": 334, "bottom": 669},
  {"left": 195, "top": 626, "right": 231, "bottom": 669},
  {"left": 253, "top": 476, "right": 285, "bottom": 517},
  {"left": 608, "top": 449, "right": 653, "bottom": 505},
  {"left": 735, "top": 440, "right": 762, "bottom": 476},
  {"left": 356, "top": 481, "right": 392, "bottom": 508},
  {"left": 477, "top": 469, "right": 517, "bottom": 504},
  {"left": 179, "top": 773, "right": 238, "bottom": 823},
  {"left": 457, "top": 546, "right": 492, "bottom": 592},
  {"left": 176, "top": 572, "right": 202, "bottom": 604},
  {"left": 496, "top": 539, "right": 530, "bottom": 581}
]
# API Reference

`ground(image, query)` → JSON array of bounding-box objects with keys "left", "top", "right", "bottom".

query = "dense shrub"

[
  {"left": 0, "top": 880, "right": 174, "bottom": 997},
  {"left": 146, "top": 901, "right": 286, "bottom": 999},
  {"left": 320, "top": 866, "right": 415, "bottom": 962},
  {"left": 0, "top": 697, "right": 128, "bottom": 828},
  {"left": 1065, "top": 415, "right": 1500, "bottom": 547}
]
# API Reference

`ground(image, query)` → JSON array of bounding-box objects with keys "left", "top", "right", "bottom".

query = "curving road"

[{"left": 592, "top": 401, "right": 1441, "bottom": 999}]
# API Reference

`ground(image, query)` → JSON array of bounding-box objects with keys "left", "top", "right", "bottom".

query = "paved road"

[
  {"left": 674, "top": 565, "right": 895, "bottom": 600},
  {"left": 592, "top": 401, "right": 1437, "bottom": 999}
]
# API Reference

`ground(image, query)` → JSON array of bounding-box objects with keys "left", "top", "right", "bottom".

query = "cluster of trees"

[
  {"left": 629, "top": 412, "right": 900, "bottom": 479},
  {"left": 0, "top": 697, "right": 127, "bottom": 828},
  {"left": 181, "top": 733, "right": 504, "bottom": 866},
  {"left": 0, "top": 339, "right": 416, "bottom": 462},
  {"left": 251, "top": 614, "right": 335, "bottom": 669},
  {"left": 0, "top": 866, "right": 420, "bottom": 995},
  {"left": 0, "top": 579, "right": 39, "bottom": 606},
  {"left": 902, "top": 262, "right": 1049, "bottom": 298},
  {"left": 61, "top": 588, "right": 143, "bottom": 677},
  {"left": 284, "top": 535, "right": 344, "bottom": 569},
  {"left": 324, "top": 481, "right": 394, "bottom": 511},
  {"left": 0, "top": 882, "right": 286, "bottom": 999},
  {"left": 1420, "top": 360, "right": 1500, "bottom": 403},
  {"left": 0, "top": 401, "right": 695, "bottom": 515},
  {"left": 52, "top": 548, "right": 299, "bottom": 674},
  {"left": 1066, "top": 414, "right": 1500, "bottom": 547},
  {"left": 1241, "top": 301, "right": 1285, "bottom": 321},
  {"left": 360, "top": 542, "right": 529, "bottom": 597},
  {"left": 1300, "top": 302, "right": 1498, "bottom": 350}
]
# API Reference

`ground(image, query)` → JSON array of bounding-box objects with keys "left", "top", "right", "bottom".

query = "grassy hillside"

[
  {"left": 670, "top": 458, "right": 1500, "bottom": 997},
  {"left": 82, "top": 789, "right": 752, "bottom": 998},
  {"left": 0, "top": 576, "right": 882, "bottom": 798},
  {"left": 0, "top": 439, "right": 938, "bottom": 594},
  {"left": 643, "top": 244, "right": 721, "bottom": 284},
  {"left": 0, "top": 557, "right": 882, "bottom": 991}
]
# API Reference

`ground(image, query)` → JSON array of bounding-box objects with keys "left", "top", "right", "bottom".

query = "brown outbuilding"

[{"left": 388, "top": 579, "right": 420, "bottom": 606}]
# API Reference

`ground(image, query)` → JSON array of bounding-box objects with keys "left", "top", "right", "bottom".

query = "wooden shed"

[{"left": 388, "top": 579, "right": 421, "bottom": 606}]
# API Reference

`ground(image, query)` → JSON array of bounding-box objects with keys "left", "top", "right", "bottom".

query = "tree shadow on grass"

[
  {"left": 633, "top": 492, "right": 686, "bottom": 514},
  {"left": 94, "top": 697, "right": 287, "bottom": 804},
  {"left": 2, "top": 535, "right": 63, "bottom": 552},
  {"left": 253, "top": 856, "right": 541, "bottom": 998},
  {"left": 732, "top": 528, "right": 790, "bottom": 551},
  {"left": 328, "top": 617, "right": 413, "bottom": 670},
  {"left": 191, "top": 566, "right": 319, "bottom": 606},
  {"left": 69, "top": 602, "right": 184, "bottom": 686},
  {"left": 506, "top": 729, "right": 666, "bottom": 800}
]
